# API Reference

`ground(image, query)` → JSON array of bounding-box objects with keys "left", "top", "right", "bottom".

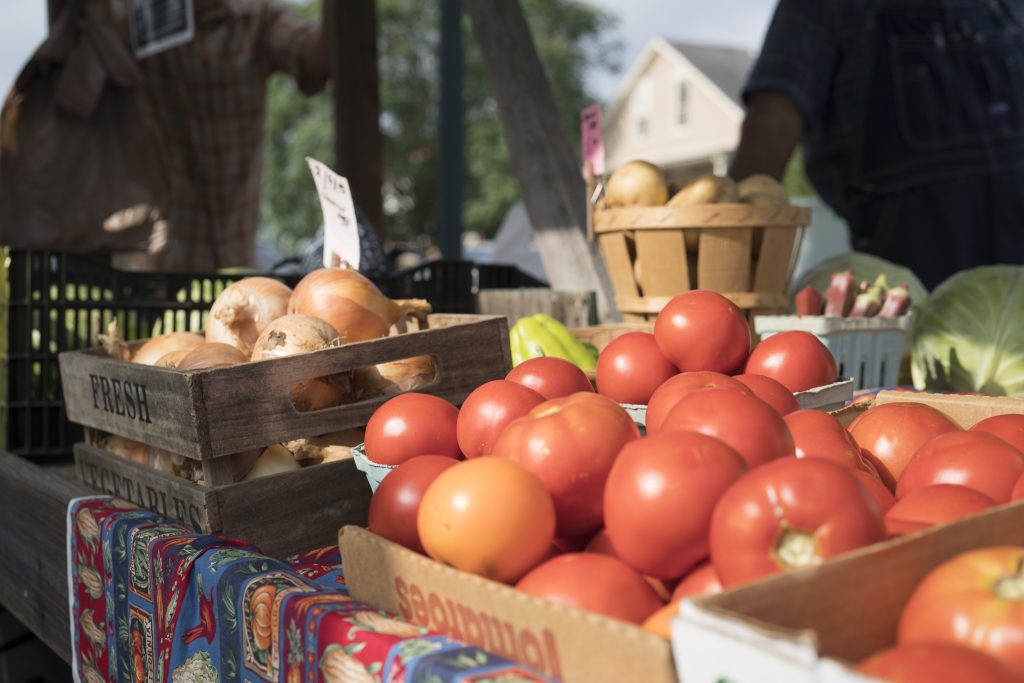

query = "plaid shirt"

[{"left": 116, "top": 0, "right": 327, "bottom": 272}]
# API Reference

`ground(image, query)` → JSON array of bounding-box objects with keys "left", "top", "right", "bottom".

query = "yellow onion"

[
  {"left": 283, "top": 428, "right": 365, "bottom": 464},
  {"left": 289, "top": 267, "right": 431, "bottom": 342},
  {"left": 206, "top": 277, "right": 292, "bottom": 355},
  {"left": 243, "top": 445, "right": 301, "bottom": 480},
  {"left": 352, "top": 355, "right": 437, "bottom": 399},
  {"left": 101, "top": 435, "right": 150, "bottom": 466},
  {"left": 98, "top": 320, "right": 131, "bottom": 360},
  {"left": 177, "top": 342, "right": 248, "bottom": 371},
  {"left": 154, "top": 349, "right": 191, "bottom": 368},
  {"left": 251, "top": 314, "right": 350, "bottom": 411},
  {"left": 132, "top": 332, "right": 205, "bottom": 366},
  {"left": 228, "top": 449, "right": 263, "bottom": 480}
]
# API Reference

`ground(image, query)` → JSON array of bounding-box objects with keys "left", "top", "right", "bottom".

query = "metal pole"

[{"left": 437, "top": 0, "right": 464, "bottom": 260}]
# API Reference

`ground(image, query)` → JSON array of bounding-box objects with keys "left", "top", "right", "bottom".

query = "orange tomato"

[
  {"left": 858, "top": 643, "right": 1022, "bottom": 683},
  {"left": 899, "top": 546, "right": 1024, "bottom": 674},
  {"left": 417, "top": 457, "right": 555, "bottom": 583}
]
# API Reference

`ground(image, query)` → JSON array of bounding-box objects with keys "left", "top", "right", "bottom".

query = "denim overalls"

[{"left": 801, "top": 0, "right": 1024, "bottom": 288}]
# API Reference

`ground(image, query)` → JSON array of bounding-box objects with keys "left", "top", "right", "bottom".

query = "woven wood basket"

[{"left": 593, "top": 203, "right": 811, "bottom": 322}]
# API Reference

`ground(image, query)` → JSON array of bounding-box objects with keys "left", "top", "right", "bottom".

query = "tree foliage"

[{"left": 259, "top": 0, "right": 620, "bottom": 255}]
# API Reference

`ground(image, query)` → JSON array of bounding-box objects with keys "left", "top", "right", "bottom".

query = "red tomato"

[
  {"left": 645, "top": 372, "right": 750, "bottom": 435},
  {"left": 899, "top": 546, "right": 1024, "bottom": 674},
  {"left": 783, "top": 408, "right": 846, "bottom": 434},
  {"left": 583, "top": 529, "right": 674, "bottom": 601},
  {"left": 853, "top": 469, "right": 896, "bottom": 515},
  {"left": 456, "top": 380, "right": 545, "bottom": 458},
  {"left": 971, "top": 414, "right": 1024, "bottom": 453},
  {"left": 672, "top": 562, "right": 722, "bottom": 602},
  {"left": 709, "top": 457, "right": 884, "bottom": 587},
  {"left": 744, "top": 331, "right": 838, "bottom": 392},
  {"left": 884, "top": 485, "right": 996, "bottom": 537},
  {"left": 368, "top": 455, "right": 458, "bottom": 554},
  {"left": 417, "top": 457, "right": 555, "bottom": 583},
  {"left": 1014, "top": 473, "right": 1024, "bottom": 501},
  {"left": 896, "top": 431, "right": 1024, "bottom": 503},
  {"left": 505, "top": 357, "right": 594, "bottom": 400},
  {"left": 603, "top": 431, "right": 747, "bottom": 579},
  {"left": 516, "top": 553, "right": 664, "bottom": 624},
  {"left": 787, "top": 424, "right": 867, "bottom": 474},
  {"left": 661, "top": 388, "right": 794, "bottom": 468},
  {"left": 734, "top": 374, "right": 799, "bottom": 415},
  {"left": 858, "top": 643, "right": 1022, "bottom": 683},
  {"left": 364, "top": 393, "right": 461, "bottom": 465},
  {"left": 491, "top": 392, "right": 641, "bottom": 536},
  {"left": 596, "top": 332, "right": 678, "bottom": 405},
  {"left": 653, "top": 290, "right": 750, "bottom": 374},
  {"left": 849, "top": 402, "right": 960, "bottom": 490}
]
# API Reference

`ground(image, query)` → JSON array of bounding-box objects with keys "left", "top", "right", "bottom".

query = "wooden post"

[
  {"left": 464, "top": 0, "right": 620, "bottom": 321},
  {"left": 437, "top": 0, "right": 464, "bottom": 259},
  {"left": 328, "top": 0, "right": 386, "bottom": 237}
]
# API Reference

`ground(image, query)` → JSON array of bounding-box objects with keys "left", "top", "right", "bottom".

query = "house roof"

[
  {"left": 666, "top": 41, "right": 755, "bottom": 106},
  {"left": 604, "top": 38, "right": 755, "bottom": 126}
]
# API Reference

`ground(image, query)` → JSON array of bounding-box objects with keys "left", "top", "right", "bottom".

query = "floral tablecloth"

[{"left": 68, "top": 496, "right": 552, "bottom": 683}]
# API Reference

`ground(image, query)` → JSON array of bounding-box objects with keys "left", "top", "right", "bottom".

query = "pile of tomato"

[
  {"left": 359, "top": 289, "right": 1024, "bottom": 658},
  {"left": 856, "top": 546, "right": 1024, "bottom": 682}
]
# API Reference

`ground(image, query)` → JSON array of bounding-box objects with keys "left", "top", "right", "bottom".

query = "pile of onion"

[
  {"left": 251, "top": 314, "right": 350, "bottom": 411},
  {"left": 206, "top": 277, "right": 292, "bottom": 355},
  {"left": 352, "top": 355, "right": 437, "bottom": 399},
  {"left": 132, "top": 332, "right": 205, "bottom": 366},
  {"left": 289, "top": 268, "right": 432, "bottom": 342},
  {"left": 177, "top": 343, "right": 248, "bottom": 371}
]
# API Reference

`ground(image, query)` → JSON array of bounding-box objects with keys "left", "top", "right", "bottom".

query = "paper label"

[
  {"left": 580, "top": 103, "right": 606, "bottom": 176},
  {"left": 306, "top": 157, "right": 360, "bottom": 270},
  {"left": 129, "top": 0, "right": 195, "bottom": 59}
]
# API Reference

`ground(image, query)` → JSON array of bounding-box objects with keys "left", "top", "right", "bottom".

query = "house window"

[
  {"left": 674, "top": 80, "right": 689, "bottom": 127},
  {"left": 632, "top": 77, "right": 653, "bottom": 141}
]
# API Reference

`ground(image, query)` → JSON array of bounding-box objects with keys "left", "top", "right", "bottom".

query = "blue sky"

[{"left": 0, "top": 0, "right": 776, "bottom": 104}]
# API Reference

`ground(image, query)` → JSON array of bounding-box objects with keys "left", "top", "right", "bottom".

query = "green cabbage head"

[{"left": 911, "top": 266, "right": 1024, "bottom": 396}]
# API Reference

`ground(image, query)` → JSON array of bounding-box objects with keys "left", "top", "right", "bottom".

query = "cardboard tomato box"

[
  {"left": 675, "top": 499, "right": 1024, "bottom": 683},
  {"left": 674, "top": 390, "right": 1024, "bottom": 683},
  {"left": 338, "top": 526, "right": 676, "bottom": 683}
]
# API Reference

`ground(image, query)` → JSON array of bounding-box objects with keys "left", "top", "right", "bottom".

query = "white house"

[{"left": 603, "top": 37, "right": 755, "bottom": 182}]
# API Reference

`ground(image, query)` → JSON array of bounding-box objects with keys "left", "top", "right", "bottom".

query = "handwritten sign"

[
  {"left": 130, "top": 0, "right": 195, "bottom": 59},
  {"left": 580, "top": 103, "right": 606, "bottom": 177},
  {"left": 306, "top": 157, "right": 360, "bottom": 270}
]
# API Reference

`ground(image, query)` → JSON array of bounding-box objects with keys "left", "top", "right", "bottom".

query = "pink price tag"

[{"left": 580, "top": 103, "right": 605, "bottom": 176}]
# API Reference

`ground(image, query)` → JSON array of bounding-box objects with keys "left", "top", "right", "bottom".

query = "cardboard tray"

[
  {"left": 676, "top": 500, "right": 1024, "bottom": 683},
  {"left": 674, "top": 390, "right": 1024, "bottom": 683},
  {"left": 59, "top": 314, "right": 511, "bottom": 476},
  {"left": 76, "top": 442, "right": 370, "bottom": 558},
  {"left": 338, "top": 526, "right": 675, "bottom": 683}
]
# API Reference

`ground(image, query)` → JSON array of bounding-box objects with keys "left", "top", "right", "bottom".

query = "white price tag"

[{"left": 306, "top": 157, "right": 360, "bottom": 270}]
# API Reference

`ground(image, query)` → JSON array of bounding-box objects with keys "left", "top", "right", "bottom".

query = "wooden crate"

[
  {"left": 475, "top": 288, "right": 597, "bottom": 327},
  {"left": 593, "top": 204, "right": 811, "bottom": 322},
  {"left": 59, "top": 314, "right": 510, "bottom": 485},
  {"left": 74, "top": 442, "right": 370, "bottom": 558}
]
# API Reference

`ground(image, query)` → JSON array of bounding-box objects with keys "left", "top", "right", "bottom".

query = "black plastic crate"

[
  {"left": 378, "top": 260, "right": 546, "bottom": 313},
  {"left": 1, "top": 250, "right": 299, "bottom": 462}
]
